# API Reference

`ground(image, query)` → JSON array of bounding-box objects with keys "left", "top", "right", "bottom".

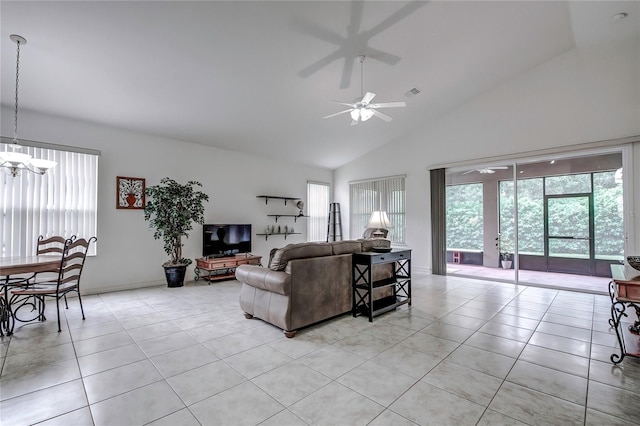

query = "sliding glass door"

[{"left": 443, "top": 149, "right": 626, "bottom": 292}]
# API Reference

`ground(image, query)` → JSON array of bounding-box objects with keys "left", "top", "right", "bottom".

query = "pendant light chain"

[
  {"left": 13, "top": 38, "right": 21, "bottom": 144},
  {"left": 360, "top": 55, "right": 365, "bottom": 99},
  {"left": 0, "top": 34, "right": 57, "bottom": 176}
]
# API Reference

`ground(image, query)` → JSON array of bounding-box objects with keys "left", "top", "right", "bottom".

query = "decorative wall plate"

[{"left": 116, "top": 176, "right": 145, "bottom": 209}]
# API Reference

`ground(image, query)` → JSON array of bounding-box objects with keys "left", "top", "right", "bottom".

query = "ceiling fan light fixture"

[
  {"left": 360, "top": 108, "right": 374, "bottom": 121},
  {"left": 324, "top": 55, "right": 405, "bottom": 125}
]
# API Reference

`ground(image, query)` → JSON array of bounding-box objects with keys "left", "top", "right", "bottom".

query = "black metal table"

[
  {"left": 352, "top": 249, "right": 411, "bottom": 322},
  {"left": 608, "top": 264, "right": 640, "bottom": 364}
]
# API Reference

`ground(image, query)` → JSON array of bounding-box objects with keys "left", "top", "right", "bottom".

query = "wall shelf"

[
  {"left": 267, "top": 214, "right": 308, "bottom": 223},
  {"left": 256, "top": 195, "right": 301, "bottom": 206},
  {"left": 256, "top": 232, "right": 301, "bottom": 241},
  {"left": 257, "top": 194, "right": 304, "bottom": 240}
]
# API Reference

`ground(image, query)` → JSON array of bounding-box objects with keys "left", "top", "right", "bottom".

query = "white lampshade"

[
  {"left": 350, "top": 107, "right": 374, "bottom": 122},
  {"left": 360, "top": 108, "right": 374, "bottom": 121},
  {"left": 29, "top": 158, "right": 57, "bottom": 173},
  {"left": 0, "top": 151, "right": 32, "bottom": 167},
  {"left": 366, "top": 211, "right": 391, "bottom": 229}
]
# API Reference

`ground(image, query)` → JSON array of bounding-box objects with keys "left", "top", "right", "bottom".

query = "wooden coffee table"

[{"left": 194, "top": 254, "right": 262, "bottom": 283}]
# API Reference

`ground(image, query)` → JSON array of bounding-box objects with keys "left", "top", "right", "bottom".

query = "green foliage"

[
  {"left": 446, "top": 183, "right": 483, "bottom": 250},
  {"left": 593, "top": 172, "right": 624, "bottom": 256},
  {"left": 449, "top": 171, "right": 624, "bottom": 259},
  {"left": 144, "top": 178, "right": 210, "bottom": 266}
]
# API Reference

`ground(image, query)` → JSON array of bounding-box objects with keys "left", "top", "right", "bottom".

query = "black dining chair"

[
  {"left": 4, "top": 235, "right": 74, "bottom": 325},
  {"left": 0, "top": 291, "right": 13, "bottom": 337},
  {"left": 11, "top": 236, "right": 96, "bottom": 332}
]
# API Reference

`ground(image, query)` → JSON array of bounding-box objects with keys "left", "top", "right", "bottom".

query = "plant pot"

[
  {"left": 164, "top": 264, "right": 187, "bottom": 287},
  {"left": 501, "top": 260, "right": 513, "bottom": 269}
]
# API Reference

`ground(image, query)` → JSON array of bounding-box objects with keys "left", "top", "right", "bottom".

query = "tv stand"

[
  {"left": 208, "top": 254, "right": 232, "bottom": 259},
  {"left": 195, "top": 254, "right": 262, "bottom": 283}
]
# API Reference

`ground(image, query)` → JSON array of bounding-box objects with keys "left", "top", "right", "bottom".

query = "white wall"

[
  {"left": 335, "top": 40, "right": 640, "bottom": 273},
  {"left": 1, "top": 108, "right": 332, "bottom": 293}
]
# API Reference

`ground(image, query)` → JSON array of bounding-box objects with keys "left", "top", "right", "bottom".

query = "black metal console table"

[
  {"left": 608, "top": 264, "right": 640, "bottom": 364},
  {"left": 352, "top": 249, "right": 411, "bottom": 322}
]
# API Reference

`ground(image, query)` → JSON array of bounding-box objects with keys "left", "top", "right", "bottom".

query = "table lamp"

[{"left": 366, "top": 211, "right": 391, "bottom": 238}]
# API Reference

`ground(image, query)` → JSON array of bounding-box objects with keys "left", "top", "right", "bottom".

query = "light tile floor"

[{"left": 1, "top": 274, "right": 640, "bottom": 425}]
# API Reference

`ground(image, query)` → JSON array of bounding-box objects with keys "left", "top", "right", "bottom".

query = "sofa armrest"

[{"left": 235, "top": 264, "right": 291, "bottom": 295}]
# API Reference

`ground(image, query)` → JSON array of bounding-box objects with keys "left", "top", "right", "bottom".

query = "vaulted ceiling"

[{"left": 1, "top": 1, "right": 638, "bottom": 169}]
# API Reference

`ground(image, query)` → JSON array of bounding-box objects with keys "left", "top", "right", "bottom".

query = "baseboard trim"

[
  {"left": 84, "top": 280, "right": 166, "bottom": 295},
  {"left": 413, "top": 266, "right": 431, "bottom": 275}
]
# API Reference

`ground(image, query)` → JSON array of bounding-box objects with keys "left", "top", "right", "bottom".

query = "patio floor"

[{"left": 447, "top": 263, "right": 611, "bottom": 295}]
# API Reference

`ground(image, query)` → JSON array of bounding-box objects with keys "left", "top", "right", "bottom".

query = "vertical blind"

[
  {"left": 0, "top": 142, "right": 99, "bottom": 257},
  {"left": 307, "top": 181, "right": 330, "bottom": 242},
  {"left": 349, "top": 175, "right": 405, "bottom": 243}
]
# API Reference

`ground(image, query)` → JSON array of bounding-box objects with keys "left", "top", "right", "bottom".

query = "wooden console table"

[
  {"left": 195, "top": 254, "right": 262, "bottom": 283},
  {"left": 609, "top": 264, "right": 640, "bottom": 364},
  {"left": 352, "top": 249, "right": 411, "bottom": 322}
]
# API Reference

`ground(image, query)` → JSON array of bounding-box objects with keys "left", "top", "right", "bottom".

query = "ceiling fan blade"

[
  {"left": 323, "top": 109, "right": 352, "bottom": 119},
  {"left": 290, "top": 17, "right": 345, "bottom": 46},
  {"left": 298, "top": 50, "right": 343, "bottom": 79},
  {"left": 462, "top": 170, "right": 476, "bottom": 175},
  {"left": 348, "top": 1, "right": 364, "bottom": 37},
  {"left": 329, "top": 100, "right": 356, "bottom": 107},
  {"left": 365, "top": 1, "right": 427, "bottom": 39},
  {"left": 372, "top": 109, "right": 393, "bottom": 122},
  {"left": 369, "top": 101, "right": 406, "bottom": 109},
  {"left": 340, "top": 56, "right": 355, "bottom": 89},
  {"left": 489, "top": 166, "right": 509, "bottom": 170},
  {"left": 361, "top": 92, "right": 376, "bottom": 105},
  {"left": 351, "top": 119, "right": 359, "bottom": 126},
  {"left": 365, "top": 48, "right": 401, "bottom": 66}
]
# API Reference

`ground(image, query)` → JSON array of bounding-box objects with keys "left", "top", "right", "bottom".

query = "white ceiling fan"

[
  {"left": 323, "top": 55, "right": 406, "bottom": 126},
  {"left": 463, "top": 167, "right": 509, "bottom": 175}
]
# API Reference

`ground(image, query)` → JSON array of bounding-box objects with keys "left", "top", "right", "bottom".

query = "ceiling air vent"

[{"left": 405, "top": 87, "right": 421, "bottom": 97}]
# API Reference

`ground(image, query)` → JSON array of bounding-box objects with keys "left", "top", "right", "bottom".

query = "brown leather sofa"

[{"left": 235, "top": 239, "right": 391, "bottom": 337}]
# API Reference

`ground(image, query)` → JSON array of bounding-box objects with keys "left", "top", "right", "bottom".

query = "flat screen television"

[{"left": 203, "top": 224, "right": 252, "bottom": 258}]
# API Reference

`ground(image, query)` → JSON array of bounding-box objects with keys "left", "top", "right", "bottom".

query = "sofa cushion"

[
  {"left": 269, "top": 242, "right": 333, "bottom": 271},
  {"left": 331, "top": 240, "right": 362, "bottom": 255},
  {"left": 268, "top": 247, "right": 278, "bottom": 265}
]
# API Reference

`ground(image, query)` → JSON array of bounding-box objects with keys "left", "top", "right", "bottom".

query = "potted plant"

[
  {"left": 144, "top": 178, "right": 209, "bottom": 287},
  {"left": 495, "top": 233, "right": 514, "bottom": 269}
]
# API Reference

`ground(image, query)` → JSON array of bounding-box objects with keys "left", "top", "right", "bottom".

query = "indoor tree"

[{"left": 144, "top": 177, "right": 209, "bottom": 286}]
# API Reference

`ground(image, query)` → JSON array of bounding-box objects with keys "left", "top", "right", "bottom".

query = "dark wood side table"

[
  {"left": 609, "top": 264, "right": 640, "bottom": 364},
  {"left": 352, "top": 249, "right": 411, "bottom": 322}
]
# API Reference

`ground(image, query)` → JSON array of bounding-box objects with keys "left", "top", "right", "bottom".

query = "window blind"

[
  {"left": 307, "top": 181, "right": 330, "bottom": 242},
  {"left": 0, "top": 142, "right": 99, "bottom": 256},
  {"left": 349, "top": 175, "right": 405, "bottom": 243}
]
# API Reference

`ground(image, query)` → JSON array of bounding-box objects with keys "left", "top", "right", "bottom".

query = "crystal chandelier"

[{"left": 0, "top": 35, "right": 57, "bottom": 177}]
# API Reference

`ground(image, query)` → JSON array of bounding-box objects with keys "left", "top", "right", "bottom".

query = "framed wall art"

[{"left": 116, "top": 176, "right": 145, "bottom": 209}]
